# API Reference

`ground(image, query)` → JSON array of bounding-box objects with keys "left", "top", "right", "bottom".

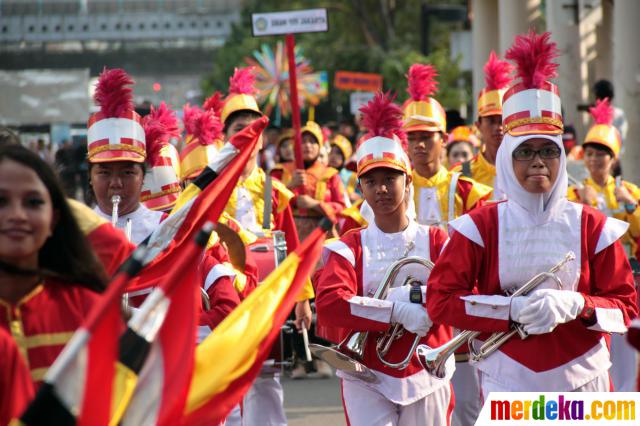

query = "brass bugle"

[{"left": 416, "top": 251, "right": 575, "bottom": 377}]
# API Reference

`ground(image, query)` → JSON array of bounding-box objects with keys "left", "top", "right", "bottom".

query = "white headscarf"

[{"left": 495, "top": 133, "right": 568, "bottom": 224}]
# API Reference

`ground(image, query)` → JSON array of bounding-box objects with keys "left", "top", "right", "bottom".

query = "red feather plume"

[
  {"left": 143, "top": 102, "right": 180, "bottom": 165},
  {"left": 203, "top": 91, "right": 225, "bottom": 117},
  {"left": 505, "top": 30, "right": 559, "bottom": 89},
  {"left": 406, "top": 64, "right": 438, "bottom": 101},
  {"left": 360, "top": 92, "right": 406, "bottom": 149},
  {"left": 94, "top": 67, "right": 135, "bottom": 118},
  {"left": 182, "top": 103, "right": 222, "bottom": 146},
  {"left": 484, "top": 51, "right": 514, "bottom": 90},
  {"left": 228, "top": 67, "right": 257, "bottom": 96},
  {"left": 589, "top": 98, "right": 614, "bottom": 125}
]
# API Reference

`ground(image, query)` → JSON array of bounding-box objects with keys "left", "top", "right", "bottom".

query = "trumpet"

[
  {"left": 309, "top": 255, "right": 433, "bottom": 381},
  {"left": 416, "top": 251, "right": 575, "bottom": 379}
]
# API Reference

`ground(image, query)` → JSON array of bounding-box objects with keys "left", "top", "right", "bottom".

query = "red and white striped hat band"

[
  {"left": 356, "top": 136, "right": 411, "bottom": 178},
  {"left": 87, "top": 110, "right": 146, "bottom": 163},
  {"left": 141, "top": 165, "right": 181, "bottom": 211},
  {"left": 502, "top": 82, "right": 563, "bottom": 136}
]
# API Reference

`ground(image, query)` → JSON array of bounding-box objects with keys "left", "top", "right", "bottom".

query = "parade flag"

[
  {"left": 125, "top": 115, "right": 269, "bottom": 293},
  {"left": 111, "top": 224, "right": 213, "bottom": 426},
  {"left": 182, "top": 219, "right": 332, "bottom": 425},
  {"left": 20, "top": 117, "right": 268, "bottom": 426}
]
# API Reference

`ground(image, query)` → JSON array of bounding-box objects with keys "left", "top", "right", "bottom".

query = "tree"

[{"left": 202, "top": 0, "right": 469, "bottom": 123}]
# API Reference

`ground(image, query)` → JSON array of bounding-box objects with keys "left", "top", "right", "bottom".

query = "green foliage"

[{"left": 202, "top": 0, "right": 470, "bottom": 121}]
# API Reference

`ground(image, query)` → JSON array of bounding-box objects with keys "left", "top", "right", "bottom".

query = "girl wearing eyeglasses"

[{"left": 425, "top": 31, "right": 637, "bottom": 395}]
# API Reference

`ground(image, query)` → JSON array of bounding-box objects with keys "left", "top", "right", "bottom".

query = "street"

[{"left": 283, "top": 376, "right": 345, "bottom": 425}]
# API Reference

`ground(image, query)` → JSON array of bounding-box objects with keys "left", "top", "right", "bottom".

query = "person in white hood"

[{"left": 423, "top": 31, "right": 637, "bottom": 395}]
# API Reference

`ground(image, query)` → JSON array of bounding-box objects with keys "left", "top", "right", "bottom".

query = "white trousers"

[
  {"left": 224, "top": 375, "right": 287, "bottom": 426},
  {"left": 609, "top": 333, "right": 638, "bottom": 391},
  {"left": 451, "top": 362, "right": 482, "bottom": 426},
  {"left": 479, "top": 370, "right": 610, "bottom": 398},
  {"left": 341, "top": 379, "right": 454, "bottom": 426}
]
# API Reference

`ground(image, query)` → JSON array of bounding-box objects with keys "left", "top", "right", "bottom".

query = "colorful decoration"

[{"left": 244, "top": 42, "right": 328, "bottom": 121}]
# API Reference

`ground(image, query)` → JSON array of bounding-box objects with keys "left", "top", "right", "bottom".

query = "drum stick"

[{"left": 301, "top": 320, "right": 312, "bottom": 362}]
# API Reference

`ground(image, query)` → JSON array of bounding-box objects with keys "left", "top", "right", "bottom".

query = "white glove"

[
  {"left": 385, "top": 285, "right": 426, "bottom": 303},
  {"left": 391, "top": 302, "right": 432, "bottom": 337},
  {"left": 509, "top": 295, "right": 531, "bottom": 323},
  {"left": 516, "top": 289, "right": 585, "bottom": 335}
]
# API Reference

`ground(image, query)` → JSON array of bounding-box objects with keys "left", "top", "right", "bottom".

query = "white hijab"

[{"left": 495, "top": 133, "right": 568, "bottom": 224}]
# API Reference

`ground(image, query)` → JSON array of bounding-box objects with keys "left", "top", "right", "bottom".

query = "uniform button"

[{"left": 470, "top": 301, "right": 476, "bottom": 306}]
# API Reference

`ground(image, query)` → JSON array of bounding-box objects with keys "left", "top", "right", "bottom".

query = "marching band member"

[
  {"left": 140, "top": 102, "right": 182, "bottom": 213},
  {"left": 567, "top": 97, "right": 640, "bottom": 391},
  {"left": 274, "top": 129, "right": 295, "bottom": 165},
  {"left": 402, "top": 64, "right": 492, "bottom": 229},
  {"left": 271, "top": 120, "right": 347, "bottom": 240},
  {"left": 180, "top": 101, "right": 222, "bottom": 184},
  {"left": 315, "top": 93, "right": 454, "bottom": 426},
  {"left": 0, "top": 144, "right": 107, "bottom": 387},
  {"left": 220, "top": 67, "right": 312, "bottom": 426},
  {"left": 451, "top": 51, "right": 513, "bottom": 195},
  {"left": 88, "top": 68, "right": 162, "bottom": 244},
  {"left": 426, "top": 31, "right": 638, "bottom": 395},
  {"left": 445, "top": 126, "right": 479, "bottom": 169},
  {"left": 328, "top": 134, "right": 360, "bottom": 204}
]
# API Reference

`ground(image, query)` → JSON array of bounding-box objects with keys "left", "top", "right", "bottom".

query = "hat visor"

[
  {"left": 405, "top": 123, "right": 443, "bottom": 133},
  {"left": 507, "top": 123, "right": 563, "bottom": 137},
  {"left": 583, "top": 140, "right": 619, "bottom": 159},
  {"left": 358, "top": 161, "right": 408, "bottom": 178},
  {"left": 478, "top": 109, "right": 502, "bottom": 118},
  {"left": 88, "top": 151, "right": 145, "bottom": 163}
]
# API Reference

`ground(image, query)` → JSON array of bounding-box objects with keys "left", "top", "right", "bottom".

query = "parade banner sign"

[
  {"left": 251, "top": 8, "right": 328, "bottom": 37},
  {"left": 335, "top": 71, "right": 383, "bottom": 92},
  {"left": 350, "top": 92, "right": 376, "bottom": 115}
]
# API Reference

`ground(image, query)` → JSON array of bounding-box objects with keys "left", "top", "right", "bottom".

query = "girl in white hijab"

[{"left": 422, "top": 31, "right": 637, "bottom": 394}]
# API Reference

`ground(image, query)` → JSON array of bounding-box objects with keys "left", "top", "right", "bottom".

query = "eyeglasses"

[{"left": 512, "top": 145, "right": 562, "bottom": 161}]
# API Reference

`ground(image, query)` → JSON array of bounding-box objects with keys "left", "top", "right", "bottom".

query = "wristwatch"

[{"left": 410, "top": 283, "right": 423, "bottom": 304}]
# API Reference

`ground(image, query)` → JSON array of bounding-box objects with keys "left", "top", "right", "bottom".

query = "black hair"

[
  {"left": 0, "top": 145, "right": 108, "bottom": 292},
  {"left": 583, "top": 142, "right": 614, "bottom": 158},
  {"left": 593, "top": 80, "right": 614, "bottom": 101},
  {"left": 223, "top": 110, "right": 262, "bottom": 134}
]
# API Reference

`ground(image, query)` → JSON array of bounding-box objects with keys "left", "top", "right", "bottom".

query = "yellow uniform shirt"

[
  {"left": 412, "top": 167, "right": 493, "bottom": 228},
  {"left": 568, "top": 176, "right": 640, "bottom": 257}
]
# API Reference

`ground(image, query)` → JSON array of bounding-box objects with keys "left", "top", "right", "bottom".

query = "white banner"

[
  {"left": 251, "top": 9, "right": 328, "bottom": 37},
  {"left": 476, "top": 392, "right": 639, "bottom": 425}
]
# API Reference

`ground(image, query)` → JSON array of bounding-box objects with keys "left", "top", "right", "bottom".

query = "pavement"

[{"left": 282, "top": 375, "right": 346, "bottom": 425}]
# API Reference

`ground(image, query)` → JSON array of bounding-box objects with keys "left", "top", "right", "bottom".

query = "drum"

[{"left": 248, "top": 230, "right": 287, "bottom": 282}]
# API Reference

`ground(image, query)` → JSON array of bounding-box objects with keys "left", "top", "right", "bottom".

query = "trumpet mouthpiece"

[{"left": 111, "top": 195, "right": 121, "bottom": 204}]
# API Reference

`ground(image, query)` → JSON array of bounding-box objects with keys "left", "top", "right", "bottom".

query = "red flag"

[
  {"left": 182, "top": 219, "right": 332, "bottom": 425},
  {"left": 126, "top": 116, "right": 269, "bottom": 293}
]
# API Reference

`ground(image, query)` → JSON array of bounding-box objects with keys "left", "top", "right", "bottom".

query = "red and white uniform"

[
  {"left": 316, "top": 220, "right": 455, "bottom": 425},
  {"left": 197, "top": 252, "right": 241, "bottom": 343},
  {"left": 427, "top": 127, "right": 638, "bottom": 394}
]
